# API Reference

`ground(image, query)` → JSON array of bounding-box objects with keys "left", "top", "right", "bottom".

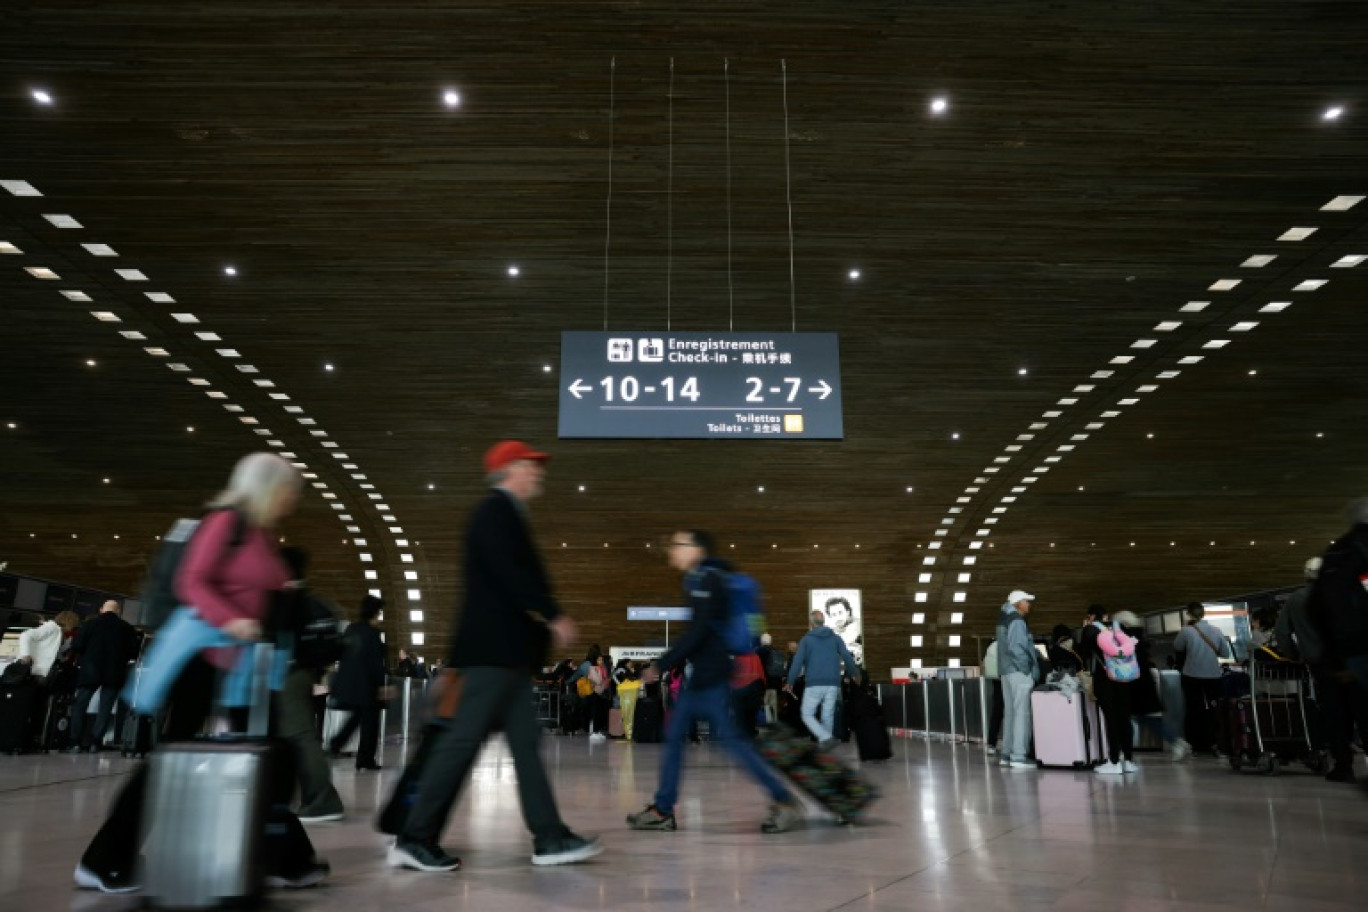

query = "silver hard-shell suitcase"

[{"left": 140, "top": 644, "right": 274, "bottom": 908}]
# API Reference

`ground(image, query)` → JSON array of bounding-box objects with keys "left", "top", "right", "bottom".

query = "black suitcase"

[
  {"left": 1, "top": 668, "right": 39, "bottom": 754},
  {"left": 757, "top": 723, "right": 878, "bottom": 823},
  {"left": 378, "top": 723, "right": 443, "bottom": 835},
  {"left": 853, "top": 712, "right": 893, "bottom": 761},
  {"left": 121, "top": 711, "right": 158, "bottom": 758},
  {"left": 632, "top": 698, "right": 663, "bottom": 743},
  {"left": 40, "top": 690, "right": 76, "bottom": 751}
]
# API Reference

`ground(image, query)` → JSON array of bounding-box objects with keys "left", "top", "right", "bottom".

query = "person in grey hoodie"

[
  {"left": 996, "top": 590, "right": 1041, "bottom": 768},
  {"left": 785, "top": 610, "right": 861, "bottom": 750}
]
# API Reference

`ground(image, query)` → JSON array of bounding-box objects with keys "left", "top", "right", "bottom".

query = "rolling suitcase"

[
  {"left": 1030, "top": 689, "right": 1104, "bottom": 769},
  {"left": 1, "top": 664, "right": 39, "bottom": 754},
  {"left": 140, "top": 644, "right": 276, "bottom": 909},
  {"left": 633, "top": 697, "right": 663, "bottom": 743},
  {"left": 757, "top": 723, "right": 877, "bottom": 823},
  {"left": 121, "top": 664, "right": 158, "bottom": 758},
  {"left": 40, "top": 690, "right": 76, "bottom": 751},
  {"left": 608, "top": 707, "right": 624, "bottom": 738}
]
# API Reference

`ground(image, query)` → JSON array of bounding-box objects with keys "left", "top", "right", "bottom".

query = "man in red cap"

[{"left": 390, "top": 441, "right": 602, "bottom": 872}]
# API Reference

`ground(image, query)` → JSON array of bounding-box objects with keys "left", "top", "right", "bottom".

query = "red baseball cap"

[{"left": 484, "top": 440, "right": 550, "bottom": 473}]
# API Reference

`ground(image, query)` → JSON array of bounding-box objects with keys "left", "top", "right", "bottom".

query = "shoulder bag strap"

[{"left": 1192, "top": 623, "right": 1222, "bottom": 656}]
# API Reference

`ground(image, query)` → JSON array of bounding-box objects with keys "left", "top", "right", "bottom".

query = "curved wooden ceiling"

[{"left": 2, "top": 2, "right": 1366, "bottom": 673}]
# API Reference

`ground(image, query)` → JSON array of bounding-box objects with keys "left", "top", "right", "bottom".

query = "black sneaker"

[
  {"left": 388, "top": 839, "right": 461, "bottom": 872},
  {"left": 531, "top": 829, "right": 603, "bottom": 866},
  {"left": 265, "top": 860, "right": 331, "bottom": 889},
  {"left": 626, "top": 804, "right": 677, "bottom": 831},
  {"left": 73, "top": 863, "right": 140, "bottom": 894}
]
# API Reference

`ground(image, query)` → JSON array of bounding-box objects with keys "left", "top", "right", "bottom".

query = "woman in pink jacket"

[{"left": 75, "top": 452, "right": 327, "bottom": 895}]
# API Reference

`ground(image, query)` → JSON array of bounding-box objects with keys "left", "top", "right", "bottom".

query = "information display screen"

[{"left": 558, "top": 331, "right": 843, "bottom": 439}]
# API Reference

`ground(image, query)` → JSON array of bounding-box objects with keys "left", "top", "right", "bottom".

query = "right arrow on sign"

[
  {"left": 567, "top": 379, "right": 592, "bottom": 399},
  {"left": 808, "top": 380, "right": 832, "bottom": 399}
]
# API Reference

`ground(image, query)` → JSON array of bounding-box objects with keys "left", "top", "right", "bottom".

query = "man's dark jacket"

[
  {"left": 655, "top": 557, "right": 734, "bottom": 691},
  {"left": 72, "top": 611, "right": 138, "bottom": 688},
  {"left": 1310, "top": 523, "right": 1368, "bottom": 663},
  {"left": 331, "top": 620, "right": 386, "bottom": 708},
  {"left": 449, "top": 488, "right": 562, "bottom": 670}
]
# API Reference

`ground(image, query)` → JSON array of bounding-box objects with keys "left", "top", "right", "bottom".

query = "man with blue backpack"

[{"left": 627, "top": 529, "right": 801, "bottom": 834}]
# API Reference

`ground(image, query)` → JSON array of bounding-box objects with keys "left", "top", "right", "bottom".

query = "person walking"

[
  {"left": 327, "top": 595, "right": 389, "bottom": 771},
  {"left": 1112, "top": 610, "right": 1190, "bottom": 761},
  {"left": 1173, "top": 602, "right": 1232, "bottom": 756},
  {"left": 389, "top": 440, "right": 600, "bottom": 873},
  {"left": 65, "top": 601, "right": 138, "bottom": 753},
  {"left": 1307, "top": 498, "right": 1368, "bottom": 783},
  {"left": 73, "top": 452, "right": 327, "bottom": 894},
  {"left": 784, "top": 610, "right": 861, "bottom": 750},
  {"left": 996, "top": 590, "right": 1040, "bottom": 769},
  {"left": 627, "top": 530, "right": 801, "bottom": 834}
]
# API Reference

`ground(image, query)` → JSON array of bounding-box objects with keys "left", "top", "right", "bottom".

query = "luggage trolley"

[
  {"left": 1227, "top": 661, "right": 1329, "bottom": 776},
  {"left": 532, "top": 683, "right": 560, "bottom": 732}
]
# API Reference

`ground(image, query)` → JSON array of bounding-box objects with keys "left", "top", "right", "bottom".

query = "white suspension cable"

[
  {"left": 602, "top": 57, "right": 617, "bottom": 330},
  {"left": 667, "top": 58, "right": 674, "bottom": 331},
  {"left": 782, "top": 59, "right": 796, "bottom": 332},
  {"left": 726, "top": 58, "right": 735, "bottom": 331}
]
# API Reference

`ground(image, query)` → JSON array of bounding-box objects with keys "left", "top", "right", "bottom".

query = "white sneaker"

[
  {"left": 1008, "top": 758, "right": 1037, "bottom": 769},
  {"left": 985, "top": 745, "right": 998, "bottom": 755},
  {"left": 998, "top": 756, "right": 1011, "bottom": 767},
  {"left": 1121, "top": 760, "right": 1140, "bottom": 773},
  {"left": 1095, "top": 761, "right": 1123, "bottom": 776},
  {"left": 1169, "top": 740, "right": 1192, "bottom": 762},
  {"left": 589, "top": 732, "right": 607, "bottom": 743}
]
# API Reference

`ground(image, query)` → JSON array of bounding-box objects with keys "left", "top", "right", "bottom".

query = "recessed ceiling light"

[
  {"left": 91, "top": 311, "right": 120, "bottom": 322},
  {"left": 579, "top": 484, "right": 587, "bottom": 492},
  {"left": 1177, "top": 356, "right": 1204, "bottom": 365},
  {"left": 757, "top": 485, "right": 764, "bottom": 493},
  {"left": 1109, "top": 356, "right": 1133, "bottom": 365},
  {"left": 1156, "top": 370, "right": 1180, "bottom": 379},
  {"left": 848, "top": 268, "right": 861, "bottom": 280},
  {"left": 1323, "top": 106, "right": 1344, "bottom": 121},
  {"left": 1018, "top": 367, "right": 1028, "bottom": 376},
  {"left": 542, "top": 364, "right": 552, "bottom": 373},
  {"left": 1101, "top": 410, "right": 1121, "bottom": 418},
  {"left": 1322, "top": 195, "right": 1364, "bottom": 211},
  {"left": 186, "top": 426, "right": 195, "bottom": 432},
  {"left": 1153, "top": 322, "right": 1182, "bottom": 332},
  {"left": 443, "top": 90, "right": 461, "bottom": 107},
  {"left": 166, "top": 362, "right": 189, "bottom": 371},
  {"left": 1259, "top": 301, "right": 1292, "bottom": 313},
  {"left": 32, "top": 89, "right": 53, "bottom": 105},
  {"left": 81, "top": 243, "right": 118, "bottom": 256},
  {"left": 507, "top": 265, "right": 520, "bottom": 277},
  {"left": 25, "top": 266, "right": 59, "bottom": 279},
  {"left": 0, "top": 180, "right": 41, "bottom": 196},
  {"left": 223, "top": 266, "right": 237, "bottom": 276},
  {"left": 6, "top": 422, "right": 15, "bottom": 429},
  {"left": 43, "top": 214, "right": 82, "bottom": 229},
  {"left": 427, "top": 483, "right": 435, "bottom": 490},
  {"left": 216, "top": 348, "right": 239, "bottom": 358},
  {"left": 930, "top": 97, "right": 948, "bottom": 114},
  {"left": 1316, "top": 432, "right": 1324, "bottom": 438},
  {"left": 1278, "top": 226, "right": 1318, "bottom": 242},
  {"left": 102, "top": 477, "right": 110, "bottom": 484},
  {"left": 1241, "top": 255, "right": 1276, "bottom": 268},
  {"left": 951, "top": 432, "right": 960, "bottom": 440},
  {"left": 145, "top": 291, "right": 175, "bottom": 303},
  {"left": 1146, "top": 433, "right": 1154, "bottom": 439},
  {"left": 85, "top": 358, "right": 96, "bottom": 367},
  {"left": 1293, "top": 279, "right": 1327, "bottom": 291},
  {"left": 118, "top": 330, "right": 146, "bottom": 340},
  {"left": 906, "top": 486, "right": 914, "bottom": 493},
  {"left": 114, "top": 268, "right": 147, "bottom": 281},
  {"left": 1229, "top": 321, "right": 1258, "bottom": 332},
  {"left": 1331, "top": 255, "right": 1366, "bottom": 268},
  {"left": 1136, "top": 384, "right": 1158, "bottom": 393},
  {"left": 0, "top": 241, "right": 21, "bottom": 255},
  {"left": 171, "top": 313, "right": 200, "bottom": 324},
  {"left": 1179, "top": 301, "right": 1210, "bottom": 313},
  {"left": 324, "top": 362, "right": 334, "bottom": 372},
  {"left": 1202, "top": 339, "right": 1230, "bottom": 349},
  {"left": 1131, "top": 339, "right": 1157, "bottom": 349},
  {"left": 1091, "top": 370, "right": 1113, "bottom": 379},
  {"left": 1248, "top": 369, "right": 1258, "bottom": 376},
  {"left": 1208, "top": 279, "right": 1241, "bottom": 291}
]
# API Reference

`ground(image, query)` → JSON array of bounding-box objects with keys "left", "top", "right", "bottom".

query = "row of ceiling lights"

[
  {"left": 4, "top": 176, "right": 432, "bottom": 648},
  {"left": 904, "top": 193, "right": 1364, "bottom": 649}
]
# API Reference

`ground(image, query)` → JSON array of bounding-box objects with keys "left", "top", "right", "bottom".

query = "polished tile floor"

[{"left": 2, "top": 733, "right": 1365, "bottom": 911}]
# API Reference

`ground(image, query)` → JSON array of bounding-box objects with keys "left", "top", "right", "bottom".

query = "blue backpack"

[{"left": 717, "top": 572, "right": 766, "bottom": 655}]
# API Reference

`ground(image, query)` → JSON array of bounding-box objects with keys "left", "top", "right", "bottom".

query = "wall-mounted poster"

[{"left": 809, "top": 588, "right": 863, "bottom": 667}]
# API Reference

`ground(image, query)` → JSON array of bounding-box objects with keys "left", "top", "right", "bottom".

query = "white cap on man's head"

[{"left": 1007, "top": 589, "right": 1036, "bottom": 604}]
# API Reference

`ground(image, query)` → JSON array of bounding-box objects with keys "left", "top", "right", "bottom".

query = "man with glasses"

[{"left": 627, "top": 530, "right": 801, "bottom": 834}]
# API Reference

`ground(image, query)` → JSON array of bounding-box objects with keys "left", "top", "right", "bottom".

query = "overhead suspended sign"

[{"left": 558, "top": 331, "right": 844, "bottom": 439}]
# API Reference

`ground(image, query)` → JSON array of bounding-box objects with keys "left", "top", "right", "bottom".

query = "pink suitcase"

[
  {"left": 1031, "top": 690, "right": 1106, "bottom": 768},
  {"left": 608, "top": 707, "right": 624, "bottom": 738}
]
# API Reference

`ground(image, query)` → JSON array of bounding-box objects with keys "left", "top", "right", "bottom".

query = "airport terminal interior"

[{"left": 3, "top": 2, "right": 1367, "bottom": 910}]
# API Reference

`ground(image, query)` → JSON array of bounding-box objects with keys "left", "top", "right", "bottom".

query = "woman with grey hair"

[{"left": 74, "top": 452, "right": 328, "bottom": 895}]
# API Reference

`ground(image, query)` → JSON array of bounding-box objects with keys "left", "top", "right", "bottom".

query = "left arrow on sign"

[
  {"left": 567, "top": 379, "right": 592, "bottom": 399},
  {"left": 808, "top": 380, "right": 832, "bottom": 399}
]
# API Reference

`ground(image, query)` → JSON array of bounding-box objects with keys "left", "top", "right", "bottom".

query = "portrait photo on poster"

[{"left": 809, "top": 588, "right": 863, "bottom": 667}]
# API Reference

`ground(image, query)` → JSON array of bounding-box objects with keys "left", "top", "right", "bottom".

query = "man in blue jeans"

[
  {"left": 627, "top": 530, "right": 801, "bottom": 834},
  {"left": 785, "top": 609, "right": 861, "bottom": 750}
]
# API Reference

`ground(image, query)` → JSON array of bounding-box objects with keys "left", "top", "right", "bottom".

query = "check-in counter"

[{"left": 878, "top": 675, "right": 990, "bottom": 743}]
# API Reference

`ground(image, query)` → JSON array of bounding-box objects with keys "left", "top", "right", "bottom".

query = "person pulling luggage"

[{"left": 784, "top": 610, "right": 861, "bottom": 751}]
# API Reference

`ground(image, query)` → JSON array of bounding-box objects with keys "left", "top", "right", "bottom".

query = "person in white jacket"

[{"left": 18, "top": 611, "right": 80, "bottom": 681}]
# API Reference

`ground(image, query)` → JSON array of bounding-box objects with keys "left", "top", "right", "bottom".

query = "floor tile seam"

[
  {"left": 0, "top": 767, "right": 136, "bottom": 797},
  {"left": 823, "top": 869, "right": 936, "bottom": 912}
]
